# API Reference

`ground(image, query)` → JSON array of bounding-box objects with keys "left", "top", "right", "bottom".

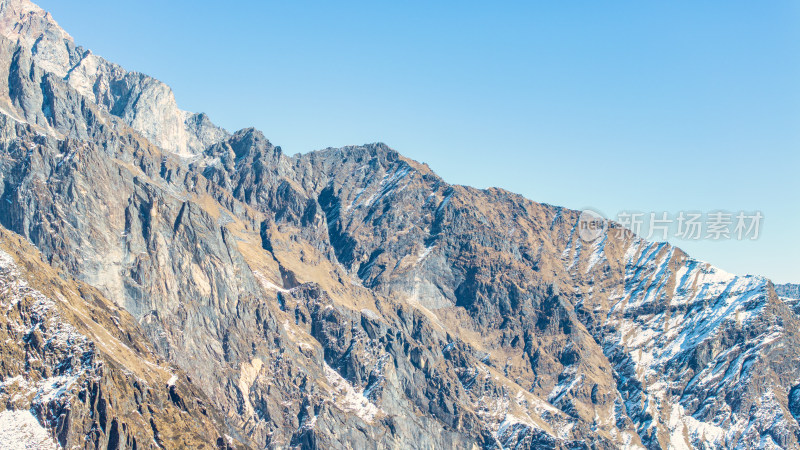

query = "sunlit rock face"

[
  {"left": 0, "top": 228, "right": 234, "bottom": 448},
  {"left": 1, "top": 1, "right": 799, "bottom": 449},
  {"left": 0, "top": 0, "right": 227, "bottom": 156}
]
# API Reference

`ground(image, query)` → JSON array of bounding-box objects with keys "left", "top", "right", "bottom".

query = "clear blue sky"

[{"left": 38, "top": 0, "right": 799, "bottom": 283}]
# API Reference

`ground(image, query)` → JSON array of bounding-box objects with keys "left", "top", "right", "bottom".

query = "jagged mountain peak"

[
  {"left": 0, "top": 0, "right": 73, "bottom": 77},
  {"left": 0, "top": 0, "right": 229, "bottom": 156},
  {"left": 0, "top": 0, "right": 62, "bottom": 36}
]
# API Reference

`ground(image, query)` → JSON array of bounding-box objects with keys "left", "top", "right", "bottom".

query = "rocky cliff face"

[
  {"left": 1, "top": 1, "right": 799, "bottom": 449},
  {"left": 0, "top": 0, "right": 227, "bottom": 156},
  {"left": 0, "top": 227, "right": 237, "bottom": 449}
]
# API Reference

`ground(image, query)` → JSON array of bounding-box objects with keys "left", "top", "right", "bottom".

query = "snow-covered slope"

[
  {"left": 600, "top": 238, "right": 800, "bottom": 448},
  {"left": 0, "top": 409, "right": 57, "bottom": 450}
]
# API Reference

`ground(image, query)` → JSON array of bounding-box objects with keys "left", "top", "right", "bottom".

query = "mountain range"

[{"left": 0, "top": 1, "right": 798, "bottom": 448}]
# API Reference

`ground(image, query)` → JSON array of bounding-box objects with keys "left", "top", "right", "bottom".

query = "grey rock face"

[
  {"left": 1, "top": 1, "right": 799, "bottom": 449},
  {"left": 0, "top": 0, "right": 228, "bottom": 155},
  {"left": 0, "top": 227, "right": 236, "bottom": 449}
]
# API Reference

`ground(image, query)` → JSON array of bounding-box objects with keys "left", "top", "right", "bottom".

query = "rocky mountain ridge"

[
  {"left": 0, "top": 0, "right": 227, "bottom": 156},
  {"left": 0, "top": 1, "right": 798, "bottom": 449}
]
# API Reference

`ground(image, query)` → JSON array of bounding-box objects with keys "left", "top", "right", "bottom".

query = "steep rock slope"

[
  {"left": 0, "top": 227, "right": 238, "bottom": 448},
  {"left": 599, "top": 241, "right": 800, "bottom": 448},
  {"left": 0, "top": 0, "right": 227, "bottom": 156},
  {"left": 1, "top": 1, "right": 799, "bottom": 449}
]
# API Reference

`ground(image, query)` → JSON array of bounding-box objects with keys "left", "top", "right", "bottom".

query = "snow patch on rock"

[
  {"left": 323, "top": 363, "right": 381, "bottom": 423},
  {"left": 0, "top": 409, "right": 58, "bottom": 450}
]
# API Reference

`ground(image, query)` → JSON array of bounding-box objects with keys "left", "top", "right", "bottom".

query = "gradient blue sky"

[{"left": 38, "top": 1, "right": 799, "bottom": 283}]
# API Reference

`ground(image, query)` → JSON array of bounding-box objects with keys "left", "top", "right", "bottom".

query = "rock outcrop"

[
  {"left": 0, "top": 227, "right": 239, "bottom": 449},
  {"left": 0, "top": 0, "right": 227, "bottom": 156}
]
